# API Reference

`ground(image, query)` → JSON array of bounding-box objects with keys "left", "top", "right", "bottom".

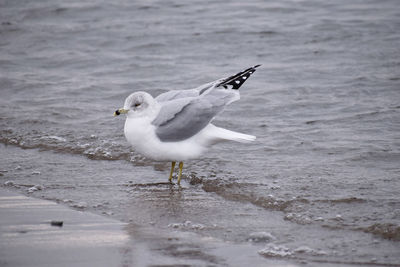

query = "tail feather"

[
  {"left": 204, "top": 124, "right": 256, "bottom": 145},
  {"left": 218, "top": 127, "right": 256, "bottom": 143}
]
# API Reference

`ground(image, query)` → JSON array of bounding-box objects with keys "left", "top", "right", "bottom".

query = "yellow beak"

[{"left": 113, "top": 108, "right": 129, "bottom": 116}]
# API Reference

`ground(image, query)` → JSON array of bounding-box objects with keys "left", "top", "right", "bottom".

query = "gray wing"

[
  {"left": 152, "top": 88, "right": 239, "bottom": 142},
  {"left": 152, "top": 65, "right": 260, "bottom": 142},
  {"left": 155, "top": 89, "right": 199, "bottom": 102},
  {"left": 155, "top": 64, "right": 260, "bottom": 102},
  {"left": 155, "top": 80, "right": 219, "bottom": 102}
]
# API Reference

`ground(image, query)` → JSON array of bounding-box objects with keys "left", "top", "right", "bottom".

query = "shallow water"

[{"left": 1, "top": 0, "right": 400, "bottom": 266}]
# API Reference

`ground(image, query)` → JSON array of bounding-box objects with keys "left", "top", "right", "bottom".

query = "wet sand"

[
  {"left": 0, "top": 187, "right": 301, "bottom": 267},
  {"left": 2, "top": 144, "right": 399, "bottom": 266},
  {"left": 0, "top": 188, "right": 128, "bottom": 267}
]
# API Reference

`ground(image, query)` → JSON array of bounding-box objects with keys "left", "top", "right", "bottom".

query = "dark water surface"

[{"left": 1, "top": 0, "right": 400, "bottom": 266}]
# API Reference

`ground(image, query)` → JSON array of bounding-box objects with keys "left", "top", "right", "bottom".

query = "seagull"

[{"left": 114, "top": 65, "right": 260, "bottom": 184}]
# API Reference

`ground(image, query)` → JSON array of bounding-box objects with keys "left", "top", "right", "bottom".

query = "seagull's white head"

[{"left": 114, "top": 91, "right": 159, "bottom": 119}]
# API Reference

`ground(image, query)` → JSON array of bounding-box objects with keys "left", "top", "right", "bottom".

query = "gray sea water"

[{"left": 1, "top": 0, "right": 400, "bottom": 266}]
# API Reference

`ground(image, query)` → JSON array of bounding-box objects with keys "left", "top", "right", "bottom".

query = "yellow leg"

[
  {"left": 177, "top": 162, "right": 183, "bottom": 185},
  {"left": 169, "top": 161, "right": 176, "bottom": 182}
]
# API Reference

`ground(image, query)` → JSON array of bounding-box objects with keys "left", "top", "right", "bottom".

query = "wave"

[
  {"left": 304, "top": 107, "right": 399, "bottom": 126},
  {"left": 190, "top": 177, "right": 309, "bottom": 212},
  {"left": 0, "top": 129, "right": 132, "bottom": 161},
  {"left": 188, "top": 176, "right": 400, "bottom": 242},
  {"left": 361, "top": 223, "right": 400, "bottom": 241}
]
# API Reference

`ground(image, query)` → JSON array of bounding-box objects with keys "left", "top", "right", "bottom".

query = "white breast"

[{"left": 124, "top": 117, "right": 207, "bottom": 161}]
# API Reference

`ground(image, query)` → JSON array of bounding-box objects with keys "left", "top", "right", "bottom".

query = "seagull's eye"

[{"left": 134, "top": 103, "right": 141, "bottom": 107}]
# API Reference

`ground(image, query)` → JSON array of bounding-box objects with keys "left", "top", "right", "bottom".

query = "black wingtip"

[{"left": 218, "top": 64, "right": 261, "bottom": 90}]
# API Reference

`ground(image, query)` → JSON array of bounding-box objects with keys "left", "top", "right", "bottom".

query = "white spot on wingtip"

[
  {"left": 235, "top": 80, "right": 240, "bottom": 84},
  {"left": 242, "top": 76, "right": 247, "bottom": 79}
]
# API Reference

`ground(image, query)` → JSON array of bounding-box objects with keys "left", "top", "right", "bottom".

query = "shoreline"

[
  {"left": 1, "top": 143, "right": 399, "bottom": 266},
  {"left": 0, "top": 187, "right": 301, "bottom": 267}
]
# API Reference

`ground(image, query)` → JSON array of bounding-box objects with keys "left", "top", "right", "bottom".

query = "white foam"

[
  {"left": 72, "top": 202, "right": 88, "bottom": 209},
  {"left": 258, "top": 244, "right": 292, "bottom": 257},
  {"left": 4, "top": 181, "right": 14, "bottom": 186},
  {"left": 27, "top": 184, "right": 44, "bottom": 193},
  {"left": 248, "top": 231, "right": 276, "bottom": 243},
  {"left": 167, "top": 220, "right": 205, "bottom": 230},
  {"left": 294, "top": 246, "right": 328, "bottom": 256}
]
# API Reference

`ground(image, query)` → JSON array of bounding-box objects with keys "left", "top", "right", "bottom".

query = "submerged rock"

[{"left": 50, "top": 221, "right": 63, "bottom": 227}]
